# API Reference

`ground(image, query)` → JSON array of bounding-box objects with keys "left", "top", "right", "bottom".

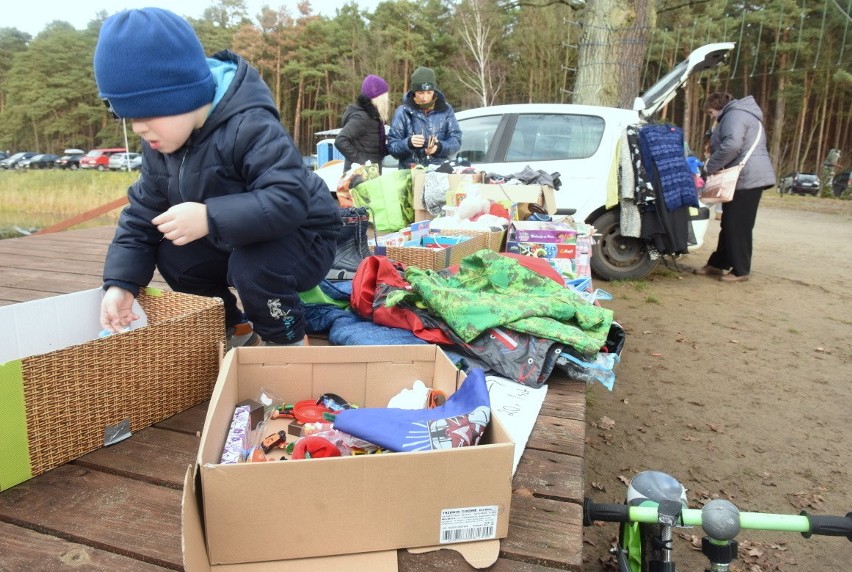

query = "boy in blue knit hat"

[{"left": 93, "top": 8, "right": 341, "bottom": 346}]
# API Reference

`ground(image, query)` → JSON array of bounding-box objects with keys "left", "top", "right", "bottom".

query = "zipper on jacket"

[{"left": 178, "top": 149, "right": 188, "bottom": 202}]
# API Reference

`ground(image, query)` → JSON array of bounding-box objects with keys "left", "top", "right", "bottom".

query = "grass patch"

[
  {"left": 645, "top": 294, "right": 660, "bottom": 304},
  {"left": 787, "top": 327, "right": 800, "bottom": 334},
  {"left": 0, "top": 170, "right": 133, "bottom": 236}
]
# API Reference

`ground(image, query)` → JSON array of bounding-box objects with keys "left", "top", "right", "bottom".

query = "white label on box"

[{"left": 439, "top": 506, "right": 499, "bottom": 543}]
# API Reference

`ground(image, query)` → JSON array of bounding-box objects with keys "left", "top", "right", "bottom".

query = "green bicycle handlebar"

[{"left": 583, "top": 498, "right": 852, "bottom": 541}]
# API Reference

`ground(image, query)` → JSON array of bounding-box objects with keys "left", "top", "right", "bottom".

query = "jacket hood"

[
  {"left": 721, "top": 95, "right": 764, "bottom": 122},
  {"left": 192, "top": 51, "right": 279, "bottom": 143}
]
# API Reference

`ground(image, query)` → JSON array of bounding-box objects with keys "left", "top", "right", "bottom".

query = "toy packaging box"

[
  {"left": 509, "top": 220, "right": 578, "bottom": 244},
  {"left": 183, "top": 345, "right": 514, "bottom": 568},
  {"left": 0, "top": 288, "right": 223, "bottom": 491}
]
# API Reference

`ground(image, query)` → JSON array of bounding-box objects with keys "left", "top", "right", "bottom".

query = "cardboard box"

[
  {"left": 412, "top": 171, "right": 483, "bottom": 221},
  {"left": 509, "top": 220, "right": 577, "bottom": 244},
  {"left": 0, "top": 288, "right": 223, "bottom": 491},
  {"left": 188, "top": 345, "right": 513, "bottom": 565},
  {"left": 505, "top": 241, "right": 577, "bottom": 259},
  {"left": 458, "top": 183, "right": 558, "bottom": 218}
]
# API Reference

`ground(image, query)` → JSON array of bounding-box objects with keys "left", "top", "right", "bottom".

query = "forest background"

[{"left": 0, "top": 0, "right": 849, "bottom": 178}]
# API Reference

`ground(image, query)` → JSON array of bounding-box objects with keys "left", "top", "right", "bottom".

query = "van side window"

[
  {"left": 511, "top": 114, "right": 605, "bottom": 161},
  {"left": 456, "top": 115, "right": 502, "bottom": 163}
]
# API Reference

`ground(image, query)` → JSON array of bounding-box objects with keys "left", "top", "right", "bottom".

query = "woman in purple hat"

[{"left": 334, "top": 75, "right": 390, "bottom": 172}]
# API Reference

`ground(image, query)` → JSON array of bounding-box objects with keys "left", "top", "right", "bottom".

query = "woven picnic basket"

[
  {"left": 433, "top": 228, "right": 506, "bottom": 252},
  {"left": 18, "top": 289, "right": 223, "bottom": 479},
  {"left": 384, "top": 232, "right": 490, "bottom": 271}
]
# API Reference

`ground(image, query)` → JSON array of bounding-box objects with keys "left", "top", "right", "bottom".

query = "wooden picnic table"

[{"left": 0, "top": 227, "right": 585, "bottom": 570}]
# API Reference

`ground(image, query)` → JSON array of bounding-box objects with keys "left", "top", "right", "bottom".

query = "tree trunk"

[
  {"left": 793, "top": 74, "right": 810, "bottom": 171},
  {"left": 770, "top": 47, "right": 787, "bottom": 172},
  {"left": 293, "top": 77, "right": 303, "bottom": 149},
  {"left": 573, "top": 0, "right": 656, "bottom": 108}
]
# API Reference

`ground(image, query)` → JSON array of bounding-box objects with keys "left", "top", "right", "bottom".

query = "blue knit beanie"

[{"left": 94, "top": 8, "right": 216, "bottom": 119}]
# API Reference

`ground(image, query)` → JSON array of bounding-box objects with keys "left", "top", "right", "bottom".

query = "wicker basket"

[
  {"left": 4, "top": 289, "right": 223, "bottom": 488},
  {"left": 434, "top": 228, "right": 506, "bottom": 252},
  {"left": 384, "top": 232, "right": 490, "bottom": 271}
]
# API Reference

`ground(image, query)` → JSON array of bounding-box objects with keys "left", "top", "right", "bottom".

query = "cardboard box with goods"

[
  {"left": 451, "top": 183, "right": 558, "bottom": 221},
  {"left": 0, "top": 288, "right": 223, "bottom": 491},
  {"left": 509, "top": 220, "right": 578, "bottom": 244},
  {"left": 377, "top": 220, "right": 505, "bottom": 254},
  {"left": 505, "top": 241, "right": 577, "bottom": 260},
  {"left": 185, "top": 345, "right": 513, "bottom": 567},
  {"left": 412, "top": 170, "right": 484, "bottom": 221}
]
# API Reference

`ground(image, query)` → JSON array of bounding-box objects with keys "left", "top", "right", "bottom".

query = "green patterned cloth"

[{"left": 386, "top": 249, "right": 613, "bottom": 356}]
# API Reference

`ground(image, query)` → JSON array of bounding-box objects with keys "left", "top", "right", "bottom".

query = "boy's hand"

[
  {"left": 101, "top": 286, "right": 139, "bottom": 332},
  {"left": 153, "top": 202, "right": 209, "bottom": 246}
]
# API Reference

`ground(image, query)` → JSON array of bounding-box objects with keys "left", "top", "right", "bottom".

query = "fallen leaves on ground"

[{"left": 787, "top": 488, "right": 827, "bottom": 510}]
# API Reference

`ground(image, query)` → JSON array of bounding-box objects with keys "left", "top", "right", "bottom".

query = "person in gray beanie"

[
  {"left": 387, "top": 66, "right": 462, "bottom": 169},
  {"left": 93, "top": 7, "right": 341, "bottom": 347}
]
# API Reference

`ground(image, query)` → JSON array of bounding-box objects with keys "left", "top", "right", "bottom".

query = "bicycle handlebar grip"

[
  {"left": 802, "top": 512, "right": 852, "bottom": 541},
  {"left": 583, "top": 498, "right": 630, "bottom": 526}
]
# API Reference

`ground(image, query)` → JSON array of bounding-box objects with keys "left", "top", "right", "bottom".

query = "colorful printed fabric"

[
  {"left": 388, "top": 249, "right": 613, "bottom": 357},
  {"left": 333, "top": 368, "right": 491, "bottom": 452}
]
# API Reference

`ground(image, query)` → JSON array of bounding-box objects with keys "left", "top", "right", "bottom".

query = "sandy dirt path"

[{"left": 582, "top": 196, "right": 852, "bottom": 570}]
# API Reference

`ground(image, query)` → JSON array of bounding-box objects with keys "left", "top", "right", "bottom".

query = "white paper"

[{"left": 485, "top": 375, "right": 548, "bottom": 475}]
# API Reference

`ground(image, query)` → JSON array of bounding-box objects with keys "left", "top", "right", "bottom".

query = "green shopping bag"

[{"left": 350, "top": 170, "right": 414, "bottom": 232}]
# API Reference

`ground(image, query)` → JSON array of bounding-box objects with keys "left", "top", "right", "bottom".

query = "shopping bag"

[
  {"left": 701, "top": 164, "right": 741, "bottom": 204},
  {"left": 350, "top": 169, "right": 414, "bottom": 232}
]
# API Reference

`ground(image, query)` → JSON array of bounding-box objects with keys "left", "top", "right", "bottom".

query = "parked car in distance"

[
  {"left": 0, "top": 152, "right": 38, "bottom": 169},
  {"left": 80, "top": 147, "right": 127, "bottom": 171},
  {"left": 832, "top": 169, "right": 851, "bottom": 197},
  {"left": 19, "top": 153, "right": 60, "bottom": 169},
  {"left": 55, "top": 149, "right": 85, "bottom": 170},
  {"left": 108, "top": 152, "right": 142, "bottom": 171},
  {"left": 778, "top": 172, "right": 820, "bottom": 196}
]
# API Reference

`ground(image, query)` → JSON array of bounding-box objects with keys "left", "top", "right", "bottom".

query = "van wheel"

[
  {"left": 97, "top": 165, "right": 106, "bottom": 171},
  {"left": 589, "top": 209, "right": 658, "bottom": 281}
]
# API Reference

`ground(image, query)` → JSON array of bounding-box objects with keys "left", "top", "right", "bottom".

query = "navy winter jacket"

[
  {"left": 387, "top": 89, "right": 462, "bottom": 169},
  {"left": 104, "top": 50, "right": 340, "bottom": 290}
]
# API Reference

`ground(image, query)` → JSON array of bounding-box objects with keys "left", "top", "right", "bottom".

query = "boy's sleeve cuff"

[{"left": 103, "top": 280, "right": 140, "bottom": 297}]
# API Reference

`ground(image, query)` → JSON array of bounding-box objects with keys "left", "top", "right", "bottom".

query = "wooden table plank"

[
  {"left": 74, "top": 427, "right": 200, "bottom": 489},
  {"left": 0, "top": 465, "right": 184, "bottom": 570},
  {"left": 0, "top": 521, "right": 171, "bottom": 571}
]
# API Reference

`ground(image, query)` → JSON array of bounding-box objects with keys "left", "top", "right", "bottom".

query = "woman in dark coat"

[
  {"left": 695, "top": 92, "right": 776, "bottom": 282},
  {"left": 334, "top": 75, "right": 389, "bottom": 172}
]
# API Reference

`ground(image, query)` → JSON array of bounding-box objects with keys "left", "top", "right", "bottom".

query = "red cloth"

[{"left": 350, "top": 256, "right": 454, "bottom": 344}]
